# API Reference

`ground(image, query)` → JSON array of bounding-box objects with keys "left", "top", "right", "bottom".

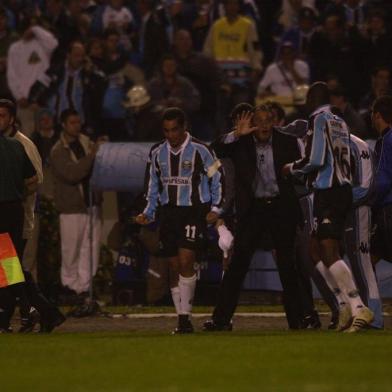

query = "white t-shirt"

[
  {"left": 257, "top": 60, "right": 310, "bottom": 97},
  {"left": 102, "top": 5, "right": 134, "bottom": 30}
]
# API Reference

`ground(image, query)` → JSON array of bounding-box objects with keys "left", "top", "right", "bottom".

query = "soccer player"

[
  {"left": 283, "top": 82, "right": 374, "bottom": 332},
  {"left": 136, "top": 107, "right": 224, "bottom": 334}
]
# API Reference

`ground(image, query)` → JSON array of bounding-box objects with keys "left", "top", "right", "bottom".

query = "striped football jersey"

[{"left": 143, "top": 133, "right": 224, "bottom": 220}]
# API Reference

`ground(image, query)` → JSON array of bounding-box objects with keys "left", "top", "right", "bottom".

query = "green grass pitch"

[{"left": 1, "top": 331, "right": 392, "bottom": 391}]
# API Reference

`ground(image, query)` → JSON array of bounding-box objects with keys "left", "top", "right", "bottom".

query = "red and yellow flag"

[{"left": 0, "top": 233, "right": 25, "bottom": 288}]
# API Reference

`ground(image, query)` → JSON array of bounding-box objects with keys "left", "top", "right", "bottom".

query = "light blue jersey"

[
  {"left": 350, "top": 134, "right": 373, "bottom": 205},
  {"left": 143, "top": 133, "right": 224, "bottom": 220},
  {"left": 291, "top": 105, "right": 352, "bottom": 189}
]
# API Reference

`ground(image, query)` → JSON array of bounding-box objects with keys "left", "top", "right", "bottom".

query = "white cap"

[
  {"left": 123, "top": 85, "right": 150, "bottom": 108},
  {"left": 217, "top": 224, "right": 234, "bottom": 257}
]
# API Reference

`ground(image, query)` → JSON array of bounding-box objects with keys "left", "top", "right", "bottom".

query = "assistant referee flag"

[{"left": 0, "top": 233, "right": 25, "bottom": 288}]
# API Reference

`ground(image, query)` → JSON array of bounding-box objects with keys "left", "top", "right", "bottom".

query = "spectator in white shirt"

[
  {"left": 7, "top": 18, "right": 58, "bottom": 136},
  {"left": 102, "top": 0, "right": 134, "bottom": 50},
  {"left": 257, "top": 41, "right": 309, "bottom": 99}
]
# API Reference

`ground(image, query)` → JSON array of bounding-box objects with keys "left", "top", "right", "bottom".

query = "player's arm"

[
  {"left": 202, "top": 147, "right": 225, "bottom": 224},
  {"left": 138, "top": 150, "right": 160, "bottom": 224},
  {"left": 275, "top": 119, "right": 308, "bottom": 139},
  {"left": 287, "top": 114, "right": 327, "bottom": 176}
]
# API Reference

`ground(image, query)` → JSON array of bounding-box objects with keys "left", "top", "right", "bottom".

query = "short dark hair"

[
  {"left": 307, "top": 81, "right": 330, "bottom": 109},
  {"left": 254, "top": 104, "right": 273, "bottom": 115},
  {"left": 68, "top": 40, "right": 85, "bottom": 54},
  {"left": 0, "top": 98, "right": 16, "bottom": 117},
  {"left": 266, "top": 101, "right": 285, "bottom": 122},
  {"left": 60, "top": 108, "right": 79, "bottom": 124},
  {"left": 229, "top": 102, "right": 253, "bottom": 122},
  {"left": 162, "top": 107, "right": 186, "bottom": 127},
  {"left": 373, "top": 95, "right": 392, "bottom": 124}
]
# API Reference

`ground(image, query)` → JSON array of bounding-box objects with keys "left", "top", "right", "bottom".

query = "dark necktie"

[{"left": 66, "top": 75, "right": 75, "bottom": 110}]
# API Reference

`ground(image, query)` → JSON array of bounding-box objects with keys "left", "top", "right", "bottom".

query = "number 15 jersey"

[{"left": 291, "top": 105, "right": 352, "bottom": 189}]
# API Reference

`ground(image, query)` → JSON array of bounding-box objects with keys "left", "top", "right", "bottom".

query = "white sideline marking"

[{"left": 108, "top": 312, "right": 390, "bottom": 319}]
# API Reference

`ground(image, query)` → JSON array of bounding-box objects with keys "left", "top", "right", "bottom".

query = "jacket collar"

[{"left": 310, "top": 104, "right": 330, "bottom": 117}]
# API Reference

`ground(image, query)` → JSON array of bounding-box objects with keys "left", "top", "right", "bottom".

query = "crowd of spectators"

[{"left": 0, "top": 0, "right": 391, "bottom": 143}]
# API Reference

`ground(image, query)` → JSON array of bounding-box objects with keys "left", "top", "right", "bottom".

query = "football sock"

[
  {"left": 329, "top": 260, "right": 364, "bottom": 316},
  {"left": 179, "top": 274, "right": 196, "bottom": 315},
  {"left": 170, "top": 287, "right": 181, "bottom": 315},
  {"left": 315, "top": 261, "right": 347, "bottom": 306}
]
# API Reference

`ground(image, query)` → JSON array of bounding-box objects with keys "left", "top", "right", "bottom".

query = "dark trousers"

[
  {"left": 212, "top": 198, "right": 306, "bottom": 329},
  {"left": 0, "top": 202, "right": 57, "bottom": 327},
  {"left": 0, "top": 201, "right": 31, "bottom": 327}
]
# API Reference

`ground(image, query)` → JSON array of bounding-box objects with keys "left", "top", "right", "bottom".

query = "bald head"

[{"left": 306, "top": 82, "right": 330, "bottom": 114}]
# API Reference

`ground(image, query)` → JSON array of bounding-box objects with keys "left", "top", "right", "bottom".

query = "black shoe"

[
  {"left": 19, "top": 307, "right": 40, "bottom": 333},
  {"left": 328, "top": 313, "right": 339, "bottom": 330},
  {"left": 39, "top": 309, "right": 66, "bottom": 333},
  {"left": 172, "top": 315, "right": 194, "bottom": 335},
  {"left": 301, "top": 311, "right": 321, "bottom": 329},
  {"left": 203, "top": 319, "right": 233, "bottom": 332},
  {"left": 0, "top": 326, "right": 12, "bottom": 333}
]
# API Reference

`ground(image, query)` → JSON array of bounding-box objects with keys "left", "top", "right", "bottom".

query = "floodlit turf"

[{"left": 1, "top": 331, "right": 392, "bottom": 391}]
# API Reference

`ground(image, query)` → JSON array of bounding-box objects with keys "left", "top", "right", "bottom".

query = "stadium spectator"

[
  {"left": 362, "top": 8, "right": 392, "bottom": 71},
  {"left": 203, "top": 0, "right": 262, "bottom": 110},
  {"left": 147, "top": 54, "right": 200, "bottom": 121},
  {"left": 123, "top": 85, "right": 162, "bottom": 141},
  {"left": 173, "top": 29, "right": 221, "bottom": 139},
  {"left": 95, "top": 0, "right": 135, "bottom": 50},
  {"left": 0, "top": 7, "right": 18, "bottom": 61},
  {"left": 156, "top": 0, "right": 187, "bottom": 45},
  {"left": 186, "top": 0, "right": 215, "bottom": 52},
  {"left": 7, "top": 17, "right": 58, "bottom": 136},
  {"left": 50, "top": 109, "right": 104, "bottom": 298},
  {"left": 29, "top": 41, "right": 107, "bottom": 137},
  {"left": 257, "top": 41, "right": 310, "bottom": 101},
  {"left": 279, "top": 0, "right": 316, "bottom": 31},
  {"left": 31, "top": 109, "right": 59, "bottom": 198},
  {"left": 42, "top": 0, "right": 79, "bottom": 60},
  {"left": 324, "top": 0, "right": 368, "bottom": 31},
  {"left": 328, "top": 83, "right": 367, "bottom": 138},
  {"left": 87, "top": 37, "right": 105, "bottom": 70},
  {"left": 135, "top": 0, "right": 169, "bottom": 78},
  {"left": 101, "top": 29, "right": 144, "bottom": 141},
  {"left": 308, "top": 13, "right": 368, "bottom": 103},
  {"left": 280, "top": 6, "right": 317, "bottom": 61}
]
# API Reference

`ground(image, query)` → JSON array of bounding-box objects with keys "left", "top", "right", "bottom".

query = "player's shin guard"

[
  {"left": 170, "top": 287, "right": 181, "bottom": 314},
  {"left": 329, "top": 260, "right": 365, "bottom": 316},
  {"left": 179, "top": 274, "right": 196, "bottom": 315}
]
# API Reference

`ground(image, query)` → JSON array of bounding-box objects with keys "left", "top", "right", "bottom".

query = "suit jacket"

[{"left": 212, "top": 129, "right": 302, "bottom": 224}]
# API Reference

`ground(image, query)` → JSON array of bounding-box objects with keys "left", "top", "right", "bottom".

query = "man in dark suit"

[{"left": 204, "top": 104, "right": 307, "bottom": 330}]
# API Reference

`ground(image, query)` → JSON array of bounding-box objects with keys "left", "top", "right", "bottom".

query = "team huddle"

[{"left": 136, "top": 81, "right": 391, "bottom": 334}]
